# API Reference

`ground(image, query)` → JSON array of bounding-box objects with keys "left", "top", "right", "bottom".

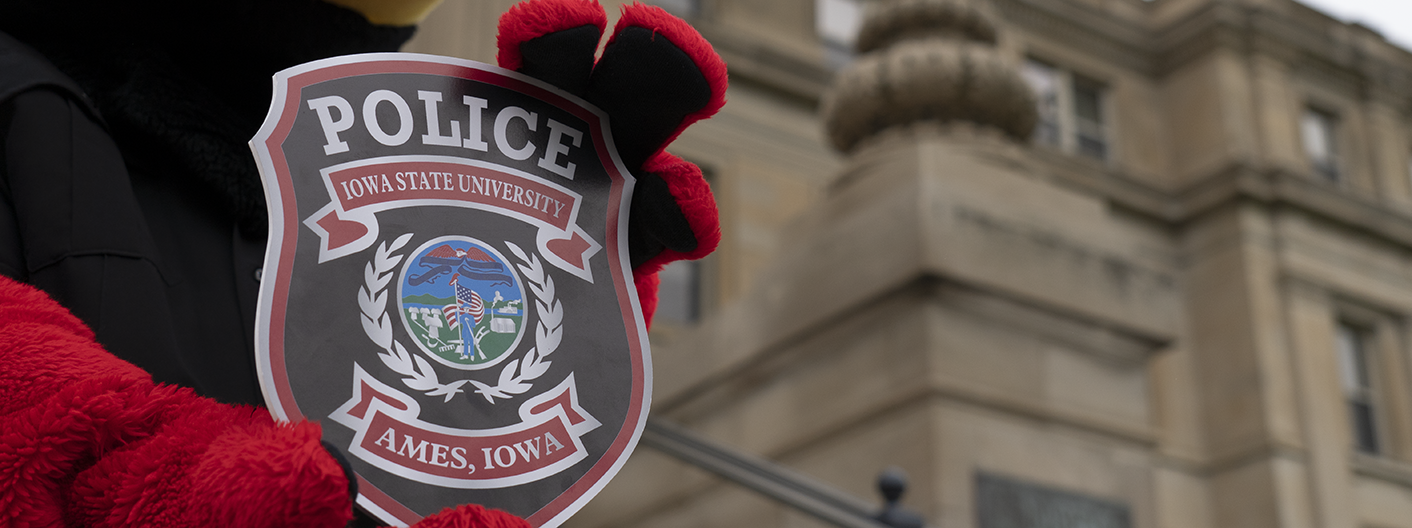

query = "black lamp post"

[{"left": 874, "top": 467, "right": 925, "bottom": 528}]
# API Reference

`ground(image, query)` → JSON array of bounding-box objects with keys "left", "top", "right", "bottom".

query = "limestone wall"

[{"left": 397, "top": 2, "right": 1412, "bottom": 528}]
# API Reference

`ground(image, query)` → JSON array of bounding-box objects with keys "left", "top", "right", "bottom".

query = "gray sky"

[{"left": 1296, "top": 0, "right": 1412, "bottom": 52}]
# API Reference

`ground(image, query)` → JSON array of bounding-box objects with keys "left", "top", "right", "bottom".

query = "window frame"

[
  {"left": 1336, "top": 320, "right": 1383, "bottom": 455},
  {"left": 654, "top": 259, "right": 703, "bottom": 325},
  {"left": 1404, "top": 147, "right": 1412, "bottom": 198},
  {"left": 816, "top": 0, "right": 864, "bottom": 65},
  {"left": 1301, "top": 106, "right": 1342, "bottom": 184},
  {"left": 651, "top": 0, "right": 700, "bottom": 18},
  {"left": 648, "top": 163, "right": 717, "bottom": 329},
  {"left": 1020, "top": 57, "right": 1112, "bottom": 163},
  {"left": 1327, "top": 296, "right": 1412, "bottom": 463}
]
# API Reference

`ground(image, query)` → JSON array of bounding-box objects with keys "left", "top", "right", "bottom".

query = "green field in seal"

[{"left": 403, "top": 299, "right": 523, "bottom": 366}]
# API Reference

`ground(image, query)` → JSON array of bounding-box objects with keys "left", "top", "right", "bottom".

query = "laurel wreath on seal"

[{"left": 358, "top": 234, "right": 563, "bottom": 404}]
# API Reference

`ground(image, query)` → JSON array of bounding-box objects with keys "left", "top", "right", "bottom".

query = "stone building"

[{"left": 406, "top": 0, "right": 1412, "bottom": 527}]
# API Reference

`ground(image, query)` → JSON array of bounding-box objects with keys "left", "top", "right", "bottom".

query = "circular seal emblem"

[{"left": 398, "top": 236, "right": 527, "bottom": 370}]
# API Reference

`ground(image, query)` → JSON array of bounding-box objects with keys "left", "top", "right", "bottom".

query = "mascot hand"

[
  {"left": 405, "top": 504, "right": 530, "bottom": 528},
  {"left": 497, "top": 0, "right": 727, "bottom": 324},
  {"left": 0, "top": 276, "right": 344, "bottom": 527},
  {"left": 0, "top": 276, "right": 530, "bottom": 527}
]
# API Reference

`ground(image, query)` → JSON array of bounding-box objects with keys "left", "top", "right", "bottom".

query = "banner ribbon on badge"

[
  {"left": 304, "top": 155, "right": 601, "bottom": 282},
  {"left": 331, "top": 364, "right": 602, "bottom": 489}
]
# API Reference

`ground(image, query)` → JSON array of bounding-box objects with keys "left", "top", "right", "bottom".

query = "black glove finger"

[
  {"left": 496, "top": 0, "right": 605, "bottom": 97},
  {"left": 511, "top": 24, "right": 600, "bottom": 97},
  {"left": 586, "top": 5, "right": 724, "bottom": 172},
  {"left": 628, "top": 172, "right": 698, "bottom": 269}
]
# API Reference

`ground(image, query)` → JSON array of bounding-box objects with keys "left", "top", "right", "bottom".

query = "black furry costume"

[{"left": 0, "top": 0, "right": 416, "bottom": 405}]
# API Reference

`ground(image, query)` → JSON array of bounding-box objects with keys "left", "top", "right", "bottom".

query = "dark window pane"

[
  {"left": 1349, "top": 331, "right": 1372, "bottom": 388},
  {"left": 1078, "top": 135, "right": 1106, "bottom": 160},
  {"left": 976, "top": 473, "right": 1131, "bottom": 528},
  {"left": 1351, "top": 401, "right": 1380, "bottom": 454},
  {"left": 1315, "top": 161, "right": 1341, "bottom": 183},
  {"left": 1035, "top": 122, "right": 1061, "bottom": 148},
  {"left": 655, "top": 260, "right": 699, "bottom": 324},
  {"left": 653, "top": 0, "right": 698, "bottom": 17},
  {"left": 1336, "top": 323, "right": 1381, "bottom": 455},
  {"left": 1073, "top": 80, "right": 1102, "bottom": 123},
  {"left": 1073, "top": 77, "right": 1106, "bottom": 160}
]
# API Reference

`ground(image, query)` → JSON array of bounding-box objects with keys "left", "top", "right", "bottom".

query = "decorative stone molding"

[
  {"left": 821, "top": 0, "right": 1036, "bottom": 153},
  {"left": 856, "top": 0, "right": 998, "bottom": 52}
]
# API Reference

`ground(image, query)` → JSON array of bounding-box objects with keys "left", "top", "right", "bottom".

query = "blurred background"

[{"left": 408, "top": 1, "right": 1412, "bottom": 527}]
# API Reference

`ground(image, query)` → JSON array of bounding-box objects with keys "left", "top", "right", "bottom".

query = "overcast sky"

[{"left": 1296, "top": 0, "right": 1412, "bottom": 51}]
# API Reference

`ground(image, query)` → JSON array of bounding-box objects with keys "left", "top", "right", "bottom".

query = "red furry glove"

[
  {"left": 498, "top": 0, "right": 726, "bottom": 325},
  {"left": 410, "top": 504, "right": 530, "bottom": 528},
  {"left": 0, "top": 276, "right": 529, "bottom": 527},
  {"left": 0, "top": 276, "right": 352, "bottom": 527}
]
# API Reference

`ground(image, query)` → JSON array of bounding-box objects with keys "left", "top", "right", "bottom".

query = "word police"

[{"left": 309, "top": 90, "right": 585, "bottom": 180}]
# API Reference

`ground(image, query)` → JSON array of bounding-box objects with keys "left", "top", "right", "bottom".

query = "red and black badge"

[
  {"left": 252, "top": 1, "right": 726, "bottom": 524},
  {"left": 252, "top": 54, "right": 646, "bottom": 526}
]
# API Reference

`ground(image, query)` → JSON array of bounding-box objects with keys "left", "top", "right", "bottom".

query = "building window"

[
  {"left": 652, "top": 0, "right": 699, "bottom": 18},
  {"left": 1336, "top": 322, "right": 1380, "bottom": 454},
  {"left": 976, "top": 473, "right": 1131, "bottom": 528},
  {"left": 1020, "top": 59, "right": 1109, "bottom": 161},
  {"left": 1405, "top": 148, "right": 1412, "bottom": 196},
  {"left": 1024, "top": 60, "right": 1062, "bottom": 148},
  {"left": 817, "top": 0, "right": 863, "bottom": 65},
  {"left": 1072, "top": 77, "right": 1107, "bottom": 160},
  {"left": 655, "top": 259, "right": 701, "bottom": 324},
  {"left": 653, "top": 163, "right": 714, "bottom": 326},
  {"left": 1301, "top": 108, "right": 1340, "bottom": 182}
]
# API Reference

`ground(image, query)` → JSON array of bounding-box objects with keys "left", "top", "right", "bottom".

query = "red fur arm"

[{"left": 0, "top": 277, "right": 352, "bottom": 527}]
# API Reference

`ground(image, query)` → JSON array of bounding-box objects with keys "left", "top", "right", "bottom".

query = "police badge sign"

[{"left": 250, "top": 53, "right": 650, "bottom": 526}]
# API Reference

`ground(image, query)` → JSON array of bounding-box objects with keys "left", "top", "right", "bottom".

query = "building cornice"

[
  {"left": 1038, "top": 151, "right": 1412, "bottom": 254},
  {"left": 993, "top": 0, "right": 1156, "bottom": 74},
  {"left": 695, "top": 0, "right": 1412, "bottom": 115},
  {"left": 1351, "top": 453, "right": 1412, "bottom": 489},
  {"left": 993, "top": 0, "right": 1412, "bottom": 109},
  {"left": 696, "top": 0, "right": 1412, "bottom": 253},
  {"left": 694, "top": 21, "right": 837, "bottom": 104},
  {"left": 1162, "top": 2, "right": 1412, "bottom": 106}
]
